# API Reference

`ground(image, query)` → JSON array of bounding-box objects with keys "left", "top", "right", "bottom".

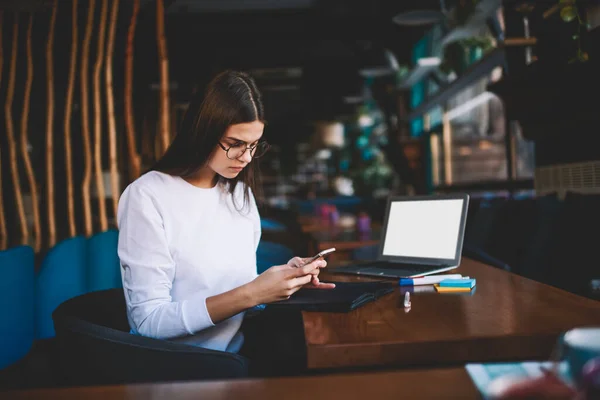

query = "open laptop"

[{"left": 334, "top": 194, "right": 470, "bottom": 278}]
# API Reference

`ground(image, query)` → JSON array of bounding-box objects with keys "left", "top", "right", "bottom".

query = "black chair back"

[
  {"left": 52, "top": 289, "right": 248, "bottom": 386},
  {"left": 544, "top": 192, "right": 600, "bottom": 298}
]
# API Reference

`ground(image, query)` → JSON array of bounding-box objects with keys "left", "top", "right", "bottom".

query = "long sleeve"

[{"left": 117, "top": 184, "right": 215, "bottom": 340}]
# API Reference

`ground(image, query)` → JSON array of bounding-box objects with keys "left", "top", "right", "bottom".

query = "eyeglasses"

[{"left": 218, "top": 140, "right": 270, "bottom": 160}]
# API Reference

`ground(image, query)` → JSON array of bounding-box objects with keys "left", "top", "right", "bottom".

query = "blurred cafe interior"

[{"left": 1, "top": 0, "right": 600, "bottom": 398}]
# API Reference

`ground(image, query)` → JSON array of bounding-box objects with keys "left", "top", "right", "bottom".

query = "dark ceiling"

[
  {"left": 0, "top": 0, "right": 443, "bottom": 77},
  {"left": 132, "top": 0, "right": 446, "bottom": 91},
  {"left": 0, "top": 0, "right": 445, "bottom": 121},
  {"left": 155, "top": 0, "right": 443, "bottom": 68},
  {"left": 142, "top": 0, "right": 444, "bottom": 131}
]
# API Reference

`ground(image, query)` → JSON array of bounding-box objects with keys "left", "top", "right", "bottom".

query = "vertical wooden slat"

[
  {"left": 5, "top": 13, "right": 29, "bottom": 246},
  {"left": 105, "top": 0, "right": 119, "bottom": 222},
  {"left": 0, "top": 11, "right": 8, "bottom": 250},
  {"left": 124, "top": 0, "right": 141, "bottom": 181},
  {"left": 46, "top": 0, "right": 58, "bottom": 248},
  {"left": 156, "top": 0, "right": 171, "bottom": 155},
  {"left": 80, "top": 0, "right": 95, "bottom": 237},
  {"left": 154, "top": 113, "right": 162, "bottom": 162},
  {"left": 140, "top": 110, "right": 154, "bottom": 163},
  {"left": 20, "top": 14, "right": 41, "bottom": 252},
  {"left": 93, "top": 0, "right": 109, "bottom": 232},
  {"left": 64, "top": 0, "right": 79, "bottom": 238}
]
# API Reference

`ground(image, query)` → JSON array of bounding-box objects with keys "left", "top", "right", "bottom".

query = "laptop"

[{"left": 334, "top": 193, "right": 470, "bottom": 278}]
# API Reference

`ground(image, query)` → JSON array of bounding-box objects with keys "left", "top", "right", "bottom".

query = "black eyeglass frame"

[{"left": 217, "top": 140, "right": 270, "bottom": 160}]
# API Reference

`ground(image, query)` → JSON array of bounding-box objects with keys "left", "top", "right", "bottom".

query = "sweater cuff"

[{"left": 181, "top": 292, "right": 215, "bottom": 334}]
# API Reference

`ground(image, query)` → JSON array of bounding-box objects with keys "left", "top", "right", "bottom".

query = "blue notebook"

[
  {"left": 439, "top": 278, "right": 476, "bottom": 288},
  {"left": 465, "top": 361, "right": 572, "bottom": 399}
]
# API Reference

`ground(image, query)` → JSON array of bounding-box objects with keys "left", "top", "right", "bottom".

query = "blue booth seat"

[
  {"left": 87, "top": 229, "right": 122, "bottom": 292},
  {"left": 35, "top": 236, "right": 87, "bottom": 339},
  {"left": 260, "top": 218, "right": 287, "bottom": 232},
  {"left": 256, "top": 241, "right": 294, "bottom": 274},
  {"left": 292, "top": 196, "right": 363, "bottom": 215},
  {"left": 1, "top": 245, "right": 35, "bottom": 369}
]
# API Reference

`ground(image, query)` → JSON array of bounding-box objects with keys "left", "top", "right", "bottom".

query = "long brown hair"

[{"left": 151, "top": 70, "right": 265, "bottom": 211}]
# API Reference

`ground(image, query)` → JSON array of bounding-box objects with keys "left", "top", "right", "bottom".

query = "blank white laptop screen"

[{"left": 381, "top": 199, "right": 464, "bottom": 260}]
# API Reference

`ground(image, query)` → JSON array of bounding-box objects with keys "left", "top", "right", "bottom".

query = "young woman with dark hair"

[{"left": 117, "top": 70, "right": 334, "bottom": 356}]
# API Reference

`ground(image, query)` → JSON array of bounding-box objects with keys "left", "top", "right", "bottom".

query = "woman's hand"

[
  {"left": 247, "top": 258, "right": 333, "bottom": 305},
  {"left": 287, "top": 256, "right": 336, "bottom": 289}
]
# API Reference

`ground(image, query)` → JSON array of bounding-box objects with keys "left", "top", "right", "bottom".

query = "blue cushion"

[
  {"left": 35, "top": 236, "right": 87, "bottom": 339},
  {"left": 0, "top": 245, "right": 35, "bottom": 369},
  {"left": 260, "top": 218, "right": 287, "bottom": 232},
  {"left": 292, "top": 196, "right": 363, "bottom": 215},
  {"left": 256, "top": 241, "right": 294, "bottom": 274},
  {"left": 87, "top": 229, "right": 122, "bottom": 292}
]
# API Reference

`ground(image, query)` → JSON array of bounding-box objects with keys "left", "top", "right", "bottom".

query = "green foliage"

[{"left": 558, "top": 0, "right": 589, "bottom": 63}]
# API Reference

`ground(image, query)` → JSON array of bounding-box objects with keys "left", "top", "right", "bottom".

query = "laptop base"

[{"left": 333, "top": 262, "right": 458, "bottom": 279}]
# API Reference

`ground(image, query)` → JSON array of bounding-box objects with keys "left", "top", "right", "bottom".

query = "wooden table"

[
  {"left": 6, "top": 367, "right": 479, "bottom": 399},
  {"left": 303, "top": 258, "right": 600, "bottom": 370}
]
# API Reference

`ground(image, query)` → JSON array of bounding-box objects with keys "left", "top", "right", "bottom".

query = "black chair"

[
  {"left": 463, "top": 196, "right": 506, "bottom": 250},
  {"left": 52, "top": 289, "right": 249, "bottom": 386},
  {"left": 544, "top": 192, "right": 600, "bottom": 298},
  {"left": 462, "top": 243, "right": 511, "bottom": 271},
  {"left": 519, "top": 193, "right": 564, "bottom": 282},
  {"left": 484, "top": 197, "right": 537, "bottom": 274}
]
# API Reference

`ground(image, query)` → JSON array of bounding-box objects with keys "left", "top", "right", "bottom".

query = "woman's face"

[{"left": 208, "top": 120, "right": 265, "bottom": 179}]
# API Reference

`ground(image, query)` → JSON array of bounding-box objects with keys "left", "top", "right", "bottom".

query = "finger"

[
  {"left": 310, "top": 282, "right": 336, "bottom": 289},
  {"left": 290, "top": 274, "right": 313, "bottom": 288},
  {"left": 300, "top": 256, "right": 323, "bottom": 265},
  {"left": 296, "top": 260, "right": 324, "bottom": 276},
  {"left": 304, "top": 282, "right": 336, "bottom": 289},
  {"left": 312, "top": 275, "right": 319, "bottom": 285},
  {"left": 306, "top": 258, "right": 327, "bottom": 268},
  {"left": 287, "top": 256, "right": 304, "bottom": 268}
]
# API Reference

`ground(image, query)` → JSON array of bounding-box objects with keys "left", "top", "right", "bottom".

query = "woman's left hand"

[{"left": 287, "top": 257, "right": 336, "bottom": 289}]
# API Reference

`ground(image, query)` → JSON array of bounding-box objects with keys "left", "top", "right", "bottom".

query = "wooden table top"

[
  {"left": 303, "top": 258, "right": 600, "bottom": 370},
  {"left": 6, "top": 368, "right": 478, "bottom": 399}
]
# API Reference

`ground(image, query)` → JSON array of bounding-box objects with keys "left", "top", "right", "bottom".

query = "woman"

[{"left": 117, "top": 70, "right": 334, "bottom": 355}]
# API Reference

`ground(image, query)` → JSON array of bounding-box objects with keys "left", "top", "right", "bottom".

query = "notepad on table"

[
  {"left": 439, "top": 278, "right": 476, "bottom": 288},
  {"left": 434, "top": 285, "right": 473, "bottom": 293}
]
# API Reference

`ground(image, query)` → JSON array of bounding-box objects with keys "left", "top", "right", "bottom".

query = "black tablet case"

[{"left": 267, "top": 281, "right": 396, "bottom": 312}]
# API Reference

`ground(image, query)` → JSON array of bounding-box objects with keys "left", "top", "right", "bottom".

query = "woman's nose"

[{"left": 240, "top": 148, "right": 253, "bottom": 163}]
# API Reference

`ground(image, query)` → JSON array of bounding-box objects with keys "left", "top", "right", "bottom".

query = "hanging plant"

[
  {"left": 440, "top": 41, "right": 470, "bottom": 75},
  {"left": 558, "top": 0, "right": 589, "bottom": 62}
]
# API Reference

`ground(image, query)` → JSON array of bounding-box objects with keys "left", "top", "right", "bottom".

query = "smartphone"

[{"left": 306, "top": 247, "right": 336, "bottom": 264}]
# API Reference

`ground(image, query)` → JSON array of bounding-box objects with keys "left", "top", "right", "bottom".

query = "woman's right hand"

[{"left": 246, "top": 258, "right": 326, "bottom": 305}]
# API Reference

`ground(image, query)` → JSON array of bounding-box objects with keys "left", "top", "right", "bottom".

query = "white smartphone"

[{"left": 306, "top": 247, "right": 336, "bottom": 264}]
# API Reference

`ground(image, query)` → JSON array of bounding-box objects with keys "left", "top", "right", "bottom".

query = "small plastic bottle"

[{"left": 357, "top": 212, "right": 371, "bottom": 233}]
